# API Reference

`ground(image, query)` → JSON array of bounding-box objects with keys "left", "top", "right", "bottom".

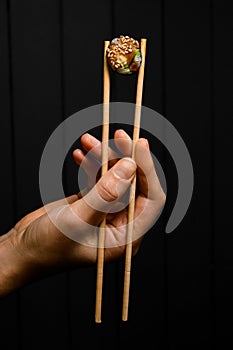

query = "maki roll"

[{"left": 107, "top": 35, "right": 142, "bottom": 75}]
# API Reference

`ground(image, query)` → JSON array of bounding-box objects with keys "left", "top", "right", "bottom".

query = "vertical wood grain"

[
  {"left": 113, "top": 0, "right": 165, "bottom": 347},
  {"left": 0, "top": 0, "right": 19, "bottom": 349},
  {"left": 9, "top": 0, "right": 69, "bottom": 349},
  {"left": 0, "top": 0, "right": 232, "bottom": 348},
  {"left": 164, "top": 0, "right": 212, "bottom": 346},
  {"left": 61, "top": 1, "right": 114, "bottom": 348},
  {"left": 213, "top": 0, "right": 233, "bottom": 347}
]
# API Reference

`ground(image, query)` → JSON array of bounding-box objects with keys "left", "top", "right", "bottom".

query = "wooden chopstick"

[
  {"left": 95, "top": 38, "right": 147, "bottom": 323},
  {"left": 95, "top": 40, "right": 110, "bottom": 323},
  {"left": 122, "top": 38, "right": 147, "bottom": 321}
]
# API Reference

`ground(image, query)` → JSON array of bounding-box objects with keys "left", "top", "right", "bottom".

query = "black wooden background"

[{"left": 0, "top": 0, "right": 232, "bottom": 349}]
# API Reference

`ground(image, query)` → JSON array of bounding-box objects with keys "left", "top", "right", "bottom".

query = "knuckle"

[
  {"left": 155, "top": 191, "right": 166, "bottom": 209},
  {"left": 150, "top": 190, "right": 166, "bottom": 213},
  {"left": 97, "top": 179, "right": 118, "bottom": 202},
  {"left": 159, "top": 192, "right": 166, "bottom": 206}
]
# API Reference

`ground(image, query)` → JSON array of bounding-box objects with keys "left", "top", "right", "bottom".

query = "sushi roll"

[{"left": 107, "top": 35, "right": 142, "bottom": 75}]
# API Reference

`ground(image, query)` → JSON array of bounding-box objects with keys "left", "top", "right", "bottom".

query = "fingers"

[
  {"left": 73, "top": 133, "right": 120, "bottom": 183},
  {"left": 72, "top": 148, "right": 85, "bottom": 165},
  {"left": 115, "top": 129, "right": 165, "bottom": 201},
  {"left": 135, "top": 139, "right": 165, "bottom": 201},
  {"left": 114, "top": 129, "right": 132, "bottom": 156},
  {"left": 74, "top": 129, "right": 165, "bottom": 202},
  {"left": 80, "top": 133, "right": 119, "bottom": 161},
  {"left": 115, "top": 130, "right": 166, "bottom": 230},
  {"left": 72, "top": 158, "right": 136, "bottom": 226},
  {"left": 73, "top": 148, "right": 100, "bottom": 188},
  {"left": 73, "top": 130, "right": 131, "bottom": 168}
]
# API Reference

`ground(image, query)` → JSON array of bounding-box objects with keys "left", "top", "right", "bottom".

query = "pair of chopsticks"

[{"left": 95, "top": 38, "right": 147, "bottom": 323}]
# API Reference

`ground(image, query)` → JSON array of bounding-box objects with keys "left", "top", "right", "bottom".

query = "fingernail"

[
  {"left": 114, "top": 158, "right": 136, "bottom": 179},
  {"left": 74, "top": 149, "right": 83, "bottom": 155},
  {"left": 138, "top": 138, "right": 149, "bottom": 149},
  {"left": 116, "top": 129, "right": 131, "bottom": 139},
  {"left": 88, "top": 134, "right": 99, "bottom": 146}
]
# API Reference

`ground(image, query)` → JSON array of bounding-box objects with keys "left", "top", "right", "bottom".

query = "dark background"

[{"left": 0, "top": 0, "right": 232, "bottom": 349}]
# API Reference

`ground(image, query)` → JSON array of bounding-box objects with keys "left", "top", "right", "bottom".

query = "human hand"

[{"left": 0, "top": 130, "right": 166, "bottom": 296}]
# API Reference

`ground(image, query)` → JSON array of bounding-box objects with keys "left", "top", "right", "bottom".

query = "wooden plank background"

[{"left": 0, "top": 0, "right": 232, "bottom": 349}]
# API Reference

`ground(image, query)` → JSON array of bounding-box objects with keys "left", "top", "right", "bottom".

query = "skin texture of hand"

[{"left": 0, "top": 129, "right": 166, "bottom": 297}]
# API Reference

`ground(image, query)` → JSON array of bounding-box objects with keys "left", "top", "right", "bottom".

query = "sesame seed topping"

[{"left": 107, "top": 35, "right": 141, "bottom": 74}]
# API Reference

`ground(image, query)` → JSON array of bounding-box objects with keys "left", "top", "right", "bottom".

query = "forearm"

[
  {"left": 0, "top": 229, "right": 22, "bottom": 296},
  {"left": 0, "top": 193, "right": 93, "bottom": 297},
  {"left": 0, "top": 228, "right": 36, "bottom": 297}
]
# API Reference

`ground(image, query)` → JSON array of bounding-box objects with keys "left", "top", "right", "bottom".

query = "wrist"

[{"left": 0, "top": 228, "right": 36, "bottom": 296}]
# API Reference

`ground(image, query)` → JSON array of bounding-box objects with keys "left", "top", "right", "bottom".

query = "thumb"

[{"left": 72, "top": 157, "right": 136, "bottom": 225}]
